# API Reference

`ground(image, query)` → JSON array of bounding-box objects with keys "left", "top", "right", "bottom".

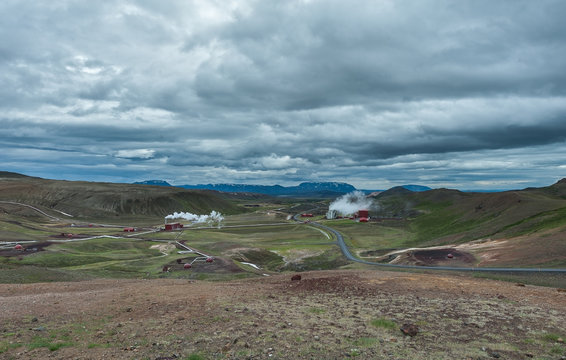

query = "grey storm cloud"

[{"left": 1, "top": 0, "right": 566, "bottom": 190}]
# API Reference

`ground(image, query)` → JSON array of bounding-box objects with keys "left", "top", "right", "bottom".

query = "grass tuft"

[
  {"left": 370, "top": 318, "right": 397, "bottom": 330},
  {"left": 186, "top": 354, "right": 205, "bottom": 360},
  {"left": 307, "top": 307, "right": 326, "bottom": 314}
]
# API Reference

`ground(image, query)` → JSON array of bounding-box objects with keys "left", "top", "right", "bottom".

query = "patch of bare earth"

[{"left": 1, "top": 270, "right": 565, "bottom": 359}]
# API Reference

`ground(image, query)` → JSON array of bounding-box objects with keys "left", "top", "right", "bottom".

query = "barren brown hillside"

[
  {"left": 0, "top": 172, "right": 243, "bottom": 219},
  {"left": 1, "top": 270, "right": 565, "bottom": 359}
]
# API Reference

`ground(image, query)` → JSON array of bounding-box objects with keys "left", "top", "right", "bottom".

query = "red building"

[
  {"left": 300, "top": 213, "right": 314, "bottom": 217},
  {"left": 123, "top": 227, "right": 135, "bottom": 232},
  {"left": 164, "top": 223, "right": 183, "bottom": 231},
  {"left": 356, "top": 209, "right": 369, "bottom": 219}
]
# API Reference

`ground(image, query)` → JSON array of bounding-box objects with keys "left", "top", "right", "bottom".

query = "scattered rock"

[
  {"left": 400, "top": 323, "right": 419, "bottom": 337},
  {"left": 557, "top": 288, "right": 566, "bottom": 293},
  {"left": 482, "top": 348, "right": 501, "bottom": 358},
  {"left": 516, "top": 283, "right": 526, "bottom": 287},
  {"left": 314, "top": 335, "right": 320, "bottom": 341},
  {"left": 222, "top": 342, "right": 231, "bottom": 352},
  {"left": 32, "top": 326, "right": 46, "bottom": 332},
  {"left": 557, "top": 337, "right": 564, "bottom": 343},
  {"left": 291, "top": 274, "right": 302, "bottom": 281},
  {"left": 30, "top": 317, "right": 38, "bottom": 323}
]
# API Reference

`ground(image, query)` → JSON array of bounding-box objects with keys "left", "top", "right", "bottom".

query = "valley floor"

[{"left": 1, "top": 270, "right": 565, "bottom": 359}]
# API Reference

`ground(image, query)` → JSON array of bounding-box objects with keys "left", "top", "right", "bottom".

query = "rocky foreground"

[{"left": 1, "top": 270, "right": 565, "bottom": 359}]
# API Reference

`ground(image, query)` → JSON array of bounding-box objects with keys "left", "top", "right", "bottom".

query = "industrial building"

[{"left": 164, "top": 222, "right": 183, "bottom": 231}]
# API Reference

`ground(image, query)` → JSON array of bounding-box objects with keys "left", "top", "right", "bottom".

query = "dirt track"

[{"left": 1, "top": 270, "right": 565, "bottom": 359}]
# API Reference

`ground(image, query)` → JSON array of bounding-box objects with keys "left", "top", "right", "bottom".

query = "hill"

[
  {"left": 0, "top": 173, "right": 244, "bottom": 219},
  {"left": 364, "top": 179, "right": 566, "bottom": 267}
]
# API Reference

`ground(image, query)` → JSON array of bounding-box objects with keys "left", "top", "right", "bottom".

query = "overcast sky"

[{"left": 1, "top": 0, "right": 566, "bottom": 190}]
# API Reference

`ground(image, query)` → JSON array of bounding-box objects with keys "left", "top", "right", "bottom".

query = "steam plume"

[
  {"left": 329, "top": 191, "right": 373, "bottom": 216},
  {"left": 165, "top": 210, "right": 224, "bottom": 227}
]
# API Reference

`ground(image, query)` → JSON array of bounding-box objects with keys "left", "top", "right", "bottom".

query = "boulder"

[{"left": 400, "top": 323, "right": 419, "bottom": 337}]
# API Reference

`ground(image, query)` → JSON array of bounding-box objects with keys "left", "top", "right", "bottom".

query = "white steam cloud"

[
  {"left": 165, "top": 210, "right": 224, "bottom": 227},
  {"left": 329, "top": 191, "right": 373, "bottom": 216}
]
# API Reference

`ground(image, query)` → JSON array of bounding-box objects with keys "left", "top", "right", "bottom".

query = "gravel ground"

[{"left": 1, "top": 270, "right": 565, "bottom": 359}]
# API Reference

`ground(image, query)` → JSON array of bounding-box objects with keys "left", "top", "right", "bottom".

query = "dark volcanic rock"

[{"left": 400, "top": 323, "right": 419, "bottom": 337}]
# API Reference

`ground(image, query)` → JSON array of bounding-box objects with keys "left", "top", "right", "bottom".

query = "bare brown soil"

[
  {"left": 382, "top": 247, "right": 477, "bottom": 267},
  {"left": 166, "top": 257, "right": 244, "bottom": 274},
  {"left": 1, "top": 270, "right": 565, "bottom": 359},
  {"left": 412, "top": 248, "right": 475, "bottom": 266},
  {"left": 0, "top": 242, "right": 52, "bottom": 258}
]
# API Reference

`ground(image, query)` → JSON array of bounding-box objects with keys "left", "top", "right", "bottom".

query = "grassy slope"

[
  {"left": 0, "top": 173, "right": 246, "bottom": 219},
  {"left": 356, "top": 180, "right": 566, "bottom": 267}
]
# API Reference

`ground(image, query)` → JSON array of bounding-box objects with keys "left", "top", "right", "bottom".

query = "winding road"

[
  {"left": 0, "top": 201, "right": 61, "bottom": 220},
  {"left": 309, "top": 219, "right": 566, "bottom": 274}
]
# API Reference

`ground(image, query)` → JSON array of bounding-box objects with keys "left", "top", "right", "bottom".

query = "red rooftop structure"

[{"left": 164, "top": 223, "right": 183, "bottom": 231}]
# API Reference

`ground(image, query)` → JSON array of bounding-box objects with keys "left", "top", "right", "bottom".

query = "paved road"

[{"left": 310, "top": 221, "right": 566, "bottom": 274}]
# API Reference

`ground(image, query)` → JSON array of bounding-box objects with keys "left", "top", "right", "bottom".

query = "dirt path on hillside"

[{"left": 1, "top": 270, "right": 565, "bottom": 359}]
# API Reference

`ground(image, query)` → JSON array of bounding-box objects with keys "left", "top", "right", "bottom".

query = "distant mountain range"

[
  {"left": 399, "top": 184, "right": 432, "bottom": 192},
  {"left": 133, "top": 180, "right": 173, "bottom": 187},
  {"left": 178, "top": 182, "right": 357, "bottom": 197},
  {"left": 132, "top": 180, "right": 432, "bottom": 197}
]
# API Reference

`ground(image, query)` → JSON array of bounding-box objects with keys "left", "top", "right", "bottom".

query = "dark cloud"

[{"left": 1, "top": 0, "right": 566, "bottom": 190}]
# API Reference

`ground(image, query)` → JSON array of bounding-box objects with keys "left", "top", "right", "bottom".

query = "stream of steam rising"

[{"left": 329, "top": 191, "right": 373, "bottom": 216}]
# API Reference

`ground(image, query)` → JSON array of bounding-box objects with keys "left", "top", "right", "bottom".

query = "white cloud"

[{"left": 115, "top": 149, "right": 155, "bottom": 159}]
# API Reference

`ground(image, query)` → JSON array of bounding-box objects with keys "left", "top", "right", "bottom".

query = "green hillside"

[{"left": 363, "top": 179, "right": 566, "bottom": 267}]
